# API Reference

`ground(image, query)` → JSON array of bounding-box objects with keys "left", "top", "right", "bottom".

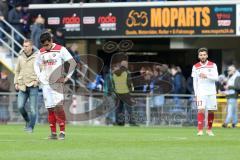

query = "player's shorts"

[
  {"left": 41, "top": 83, "right": 64, "bottom": 108},
  {"left": 196, "top": 95, "right": 217, "bottom": 110}
]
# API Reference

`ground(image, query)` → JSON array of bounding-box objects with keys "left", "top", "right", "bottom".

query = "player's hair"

[
  {"left": 23, "top": 39, "right": 33, "bottom": 45},
  {"left": 40, "top": 32, "right": 52, "bottom": 44},
  {"left": 197, "top": 47, "right": 208, "bottom": 54}
]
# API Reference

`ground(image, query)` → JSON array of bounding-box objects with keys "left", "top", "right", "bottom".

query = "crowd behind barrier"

[{"left": 0, "top": 91, "right": 238, "bottom": 127}]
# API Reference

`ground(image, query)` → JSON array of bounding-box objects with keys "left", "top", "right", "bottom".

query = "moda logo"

[
  {"left": 48, "top": 17, "right": 60, "bottom": 25},
  {"left": 217, "top": 20, "right": 231, "bottom": 26},
  {"left": 98, "top": 13, "right": 117, "bottom": 31},
  {"left": 83, "top": 16, "right": 96, "bottom": 24},
  {"left": 214, "top": 7, "right": 233, "bottom": 27},
  {"left": 62, "top": 13, "right": 81, "bottom": 31},
  {"left": 216, "top": 13, "right": 231, "bottom": 26}
]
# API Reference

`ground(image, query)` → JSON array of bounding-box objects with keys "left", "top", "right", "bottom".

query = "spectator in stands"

[
  {"left": 151, "top": 65, "right": 164, "bottom": 107},
  {"left": 222, "top": 65, "right": 240, "bottom": 128},
  {"left": 143, "top": 66, "right": 153, "bottom": 93},
  {"left": 67, "top": 43, "right": 81, "bottom": 84},
  {"left": 186, "top": 76, "right": 194, "bottom": 95},
  {"left": 22, "top": 3, "right": 30, "bottom": 38},
  {"left": 152, "top": 65, "right": 172, "bottom": 104},
  {"left": 0, "top": 0, "right": 8, "bottom": 16},
  {"left": 103, "top": 66, "right": 116, "bottom": 125},
  {"left": 0, "top": 0, "right": 9, "bottom": 44},
  {"left": 111, "top": 53, "right": 136, "bottom": 126},
  {"left": 186, "top": 76, "right": 194, "bottom": 111},
  {"left": 31, "top": 14, "right": 45, "bottom": 49},
  {"left": 171, "top": 66, "right": 186, "bottom": 94},
  {"left": 154, "top": 64, "right": 172, "bottom": 87},
  {"left": 0, "top": 71, "right": 10, "bottom": 124},
  {"left": 8, "top": 0, "right": 20, "bottom": 8},
  {"left": 170, "top": 66, "right": 186, "bottom": 111},
  {"left": 8, "top": 2, "right": 25, "bottom": 33},
  {"left": 14, "top": 39, "right": 39, "bottom": 133},
  {"left": 0, "top": 12, "right": 5, "bottom": 45},
  {"left": 67, "top": 43, "right": 80, "bottom": 64},
  {"left": 53, "top": 28, "right": 66, "bottom": 46},
  {"left": 8, "top": 2, "right": 26, "bottom": 52},
  {"left": 87, "top": 74, "right": 104, "bottom": 91},
  {"left": 158, "top": 64, "right": 172, "bottom": 82},
  {"left": 216, "top": 74, "right": 227, "bottom": 94},
  {"left": 132, "top": 66, "right": 146, "bottom": 92}
]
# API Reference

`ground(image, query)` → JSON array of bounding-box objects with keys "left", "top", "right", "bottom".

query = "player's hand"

[
  {"left": 56, "top": 77, "right": 64, "bottom": 83},
  {"left": 15, "top": 84, "right": 19, "bottom": 90},
  {"left": 218, "top": 91, "right": 226, "bottom": 95},
  {"left": 224, "top": 85, "right": 228, "bottom": 90},
  {"left": 33, "top": 80, "right": 38, "bottom": 87},
  {"left": 0, "top": 16, "right": 4, "bottom": 21},
  {"left": 20, "top": 19, "right": 24, "bottom": 23},
  {"left": 199, "top": 73, "right": 207, "bottom": 79},
  {"left": 63, "top": 77, "right": 69, "bottom": 83},
  {"left": 57, "top": 77, "right": 69, "bottom": 83}
]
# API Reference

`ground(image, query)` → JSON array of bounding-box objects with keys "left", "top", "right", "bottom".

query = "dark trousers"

[{"left": 115, "top": 93, "right": 136, "bottom": 125}]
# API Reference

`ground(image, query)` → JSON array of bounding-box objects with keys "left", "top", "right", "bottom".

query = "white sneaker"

[
  {"left": 206, "top": 130, "right": 214, "bottom": 136},
  {"left": 197, "top": 130, "right": 203, "bottom": 136}
]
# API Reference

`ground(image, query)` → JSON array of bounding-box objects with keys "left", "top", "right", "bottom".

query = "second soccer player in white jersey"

[
  {"left": 34, "top": 32, "right": 76, "bottom": 140},
  {"left": 191, "top": 47, "right": 219, "bottom": 136}
]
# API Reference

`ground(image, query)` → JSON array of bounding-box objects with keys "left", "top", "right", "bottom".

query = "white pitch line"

[
  {"left": 167, "top": 137, "right": 188, "bottom": 140},
  {"left": 0, "top": 140, "right": 16, "bottom": 142}
]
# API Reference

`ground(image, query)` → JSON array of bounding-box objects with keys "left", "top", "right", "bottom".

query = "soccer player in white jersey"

[
  {"left": 192, "top": 48, "right": 218, "bottom": 136},
  {"left": 34, "top": 32, "right": 76, "bottom": 140}
]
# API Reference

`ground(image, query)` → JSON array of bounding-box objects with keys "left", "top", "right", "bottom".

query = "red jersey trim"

[
  {"left": 206, "top": 61, "right": 214, "bottom": 67},
  {"left": 194, "top": 62, "right": 201, "bottom": 68},
  {"left": 40, "top": 47, "right": 46, "bottom": 53},
  {"left": 52, "top": 44, "right": 62, "bottom": 51},
  {"left": 194, "top": 61, "right": 215, "bottom": 69},
  {"left": 40, "top": 44, "right": 62, "bottom": 54}
]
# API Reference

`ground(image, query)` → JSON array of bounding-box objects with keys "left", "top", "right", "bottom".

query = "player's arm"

[
  {"left": 191, "top": 66, "right": 198, "bottom": 96},
  {"left": 14, "top": 58, "right": 20, "bottom": 90},
  {"left": 206, "top": 63, "right": 219, "bottom": 81},
  {"left": 61, "top": 47, "right": 77, "bottom": 82},
  {"left": 34, "top": 52, "right": 43, "bottom": 83}
]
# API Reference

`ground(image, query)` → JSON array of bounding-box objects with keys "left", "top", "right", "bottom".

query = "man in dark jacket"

[
  {"left": 8, "top": 3, "right": 25, "bottom": 34},
  {"left": 0, "top": 0, "right": 8, "bottom": 44},
  {"left": 8, "top": 3, "right": 26, "bottom": 52},
  {"left": 53, "top": 28, "right": 66, "bottom": 46},
  {"left": 31, "top": 15, "right": 45, "bottom": 48},
  {"left": 170, "top": 66, "right": 186, "bottom": 111}
]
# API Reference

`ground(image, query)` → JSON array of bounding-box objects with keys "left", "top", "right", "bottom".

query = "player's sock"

[
  {"left": 208, "top": 112, "right": 214, "bottom": 130},
  {"left": 48, "top": 109, "right": 56, "bottom": 134},
  {"left": 197, "top": 112, "right": 204, "bottom": 131},
  {"left": 55, "top": 107, "right": 66, "bottom": 133}
]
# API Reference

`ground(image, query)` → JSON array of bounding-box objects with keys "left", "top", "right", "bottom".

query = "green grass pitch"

[{"left": 0, "top": 125, "right": 239, "bottom": 160}]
